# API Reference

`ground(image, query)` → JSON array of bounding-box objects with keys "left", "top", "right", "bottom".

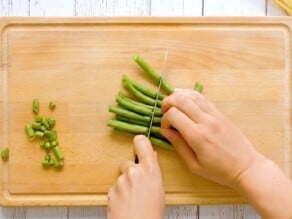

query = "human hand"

[
  {"left": 160, "top": 89, "right": 262, "bottom": 187},
  {"left": 107, "top": 135, "right": 164, "bottom": 219}
]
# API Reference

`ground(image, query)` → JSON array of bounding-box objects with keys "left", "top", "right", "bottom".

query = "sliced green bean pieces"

[
  {"left": 194, "top": 82, "right": 203, "bottom": 93},
  {"left": 49, "top": 101, "right": 56, "bottom": 110},
  {"left": 1, "top": 148, "right": 9, "bottom": 160},
  {"left": 53, "top": 146, "right": 64, "bottom": 161},
  {"left": 51, "top": 140, "right": 58, "bottom": 147},
  {"left": 54, "top": 160, "right": 63, "bottom": 168},
  {"left": 35, "top": 115, "right": 43, "bottom": 123},
  {"left": 25, "top": 124, "right": 35, "bottom": 139},
  {"left": 42, "top": 119, "right": 50, "bottom": 129},
  {"left": 32, "top": 122, "right": 41, "bottom": 130},
  {"left": 45, "top": 142, "right": 51, "bottom": 149},
  {"left": 47, "top": 118, "right": 56, "bottom": 128},
  {"left": 42, "top": 159, "right": 49, "bottom": 167},
  {"left": 32, "top": 99, "right": 40, "bottom": 114},
  {"left": 35, "top": 131, "right": 45, "bottom": 138},
  {"left": 26, "top": 99, "right": 64, "bottom": 169},
  {"left": 40, "top": 125, "right": 46, "bottom": 132}
]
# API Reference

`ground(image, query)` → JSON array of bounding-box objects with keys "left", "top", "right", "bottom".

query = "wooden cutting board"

[{"left": 0, "top": 17, "right": 291, "bottom": 206}]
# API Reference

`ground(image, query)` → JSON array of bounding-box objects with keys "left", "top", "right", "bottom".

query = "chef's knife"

[{"left": 135, "top": 50, "right": 168, "bottom": 163}]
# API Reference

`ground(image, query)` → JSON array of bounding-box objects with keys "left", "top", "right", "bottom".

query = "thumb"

[{"left": 133, "top": 135, "right": 155, "bottom": 165}]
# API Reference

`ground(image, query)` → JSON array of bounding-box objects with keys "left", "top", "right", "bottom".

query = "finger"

[
  {"left": 119, "top": 159, "right": 135, "bottom": 174},
  {"left": 161, "top": 91, "right": 208, "bottom": 123},
  {"left": 160, "top": 128, "right": 200, "bottom": 171},
  {"left": 161, "top": 107, "right": 203, "bottom": 151},
  {"left": 163, "top": 89, "right": 215, "bottom": 115},
  {"left": 133, "top": 135, "right": 155, "bottom": 165}
]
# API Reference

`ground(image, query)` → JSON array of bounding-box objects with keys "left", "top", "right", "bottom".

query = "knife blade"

[{"left": 135, "top": 50, "right": 168, "bottom": 163}]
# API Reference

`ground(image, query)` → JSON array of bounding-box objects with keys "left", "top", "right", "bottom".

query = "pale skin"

[{"left": 107, "top": 89, "right": 292, "bottom": 219}]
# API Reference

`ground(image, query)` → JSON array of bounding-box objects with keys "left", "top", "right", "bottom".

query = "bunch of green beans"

[
  {"left": 25, "top": 100, "right": 64, "bottom": 169},
  {"left": 107, "top": 55, "right": 203, "bottom": 150}
]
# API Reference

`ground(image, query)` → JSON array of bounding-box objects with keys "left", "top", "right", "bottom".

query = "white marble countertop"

[{"left": 0, "top": 0, "right": 287, "bottom": 218}]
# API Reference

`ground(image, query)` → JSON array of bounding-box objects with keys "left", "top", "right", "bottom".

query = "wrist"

[{"left": 231, "top": 153, "right": 269, "bottom": 191}]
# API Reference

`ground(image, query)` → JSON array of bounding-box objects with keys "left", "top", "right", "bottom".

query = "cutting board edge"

[
  {"left": 0, "top": 193, "right": 246, "bottom": 207},
  {"left": 0, "top": 16, "right": 292, "bottom": 26}
]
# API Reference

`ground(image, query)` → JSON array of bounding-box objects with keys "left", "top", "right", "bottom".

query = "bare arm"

[{"left": 160, "top": 89, "right": 292, "bottom": 219}]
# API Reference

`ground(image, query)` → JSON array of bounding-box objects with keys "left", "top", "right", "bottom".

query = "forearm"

[{"left": 234, "top": 155, "right": 292, "bottom": 219}]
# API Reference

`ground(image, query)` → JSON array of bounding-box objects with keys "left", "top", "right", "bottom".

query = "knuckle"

[
  {"left": 145, "top": 161, "right": 157, "bottom": 173},
  {"left": 207, "top": 117, "right": 221, "bottom": 133},
  {"left": 168, "top": 106, "right": 178, "bottom": 115},
  {"left": 175, "top": 93, "right": 188, "bottom": 105},
  {"left": 194, "top": 128, "right": 209, "bottom": 145},
  {"left": 127, "top": 166, "right": 137, "bottom": 179}
]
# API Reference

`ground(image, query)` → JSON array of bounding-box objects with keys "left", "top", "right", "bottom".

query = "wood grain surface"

[
  {"left": 0, "top": 0, "right": 289, "bottom": 218},
  {"left": 0, "top": 15, "right": 291, "bottom": 207}
]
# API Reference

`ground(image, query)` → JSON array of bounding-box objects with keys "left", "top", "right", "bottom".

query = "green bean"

[
  {"left": 54, "top": 160, "right": 63, "bottom": 168},
  {"left": 35, "top": 131, "right": 45, "bottom": 138},
  {"left": 122, "top": 75, "right": 165, "bottom": 100},
  {"left": 109, "top": 127, "right": 172, "bottom": 150},
  {"left": 45, "top": 142, "right": 51, "bottom": 149},
  {"left": 194, "top": 82, "right": 203, "bottom": 93},
  {"left": 40, "top": 141, "right": 45, "bottom": 148},
  {"left": 108, "top": 119, "right": 161, "bottom": 135},
  {"left": 108, "top": 120, "right": 148, "bottom": 134},
  {"left": 1, "top": 148, "right": 9, "bottom": 160},
  {"left": 150, "top": 126, "right": 161, "bottom": 135},
  {"left": 116, "top": 115, "right": 149, "bottom": 127},
  {"left": 49, "top": 131, "right": 57, "bottom": 141},
  {"left": 53, "top": 146, "right": 64, "bottom": 161},
  {"left": 48, "top": 158, "right": 55, "bottom": 166},
  {"left": 45, "top": 130, "right": 57, "bottom": 141},
  {"left": 40, "top": 125, "right": 46, "bottom": 132},
  {"left": 42, "top": 159, "right": 49, "bottom": 167},
  {"left": 45, "top": 154, "right": 51, "bottom": 160},
  {"left": 123, "top": 80, "right": 162, "bottom": 107},
  {"left": 32, "top": 99, "right": 40, "bottom": 114},
  {"left": 134, "top": 55, "right": 174, "bottom": 94},
  {"left": 49, "top": 101, "right": 56, "bottom": 110},
  {"left": 42, "top": 119, "right": 50, "bottom": 129},
  {"left": 118, "top": 93, "right": 162, "bottom": 115},
  {"left": 149, "top": 137, "right": 173, "bottom": 150},
  {"left": 35, "top": 115, "right": 43, "bottom": 123},
  {"left": 25, "top": 124, "right": 35, "bottom": 139},
  {"left": 109, "top": 106, "right": 161, "bottom": 123},
  {"left": 46, "top": 118, "right": 56, "bottom": 128},
  {"left": 31, "top": 122, "right": 41, "bottom": 130},
  {"left": 51, "top": 140, "right": 58, "bottom": 147},
  {"left": 116, "top": 93, "right": 157, "bottom": 116}
]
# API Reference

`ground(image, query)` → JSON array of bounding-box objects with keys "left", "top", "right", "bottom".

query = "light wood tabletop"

[{"left": 0, "top": 0, "right": 288, "bottom": 218}]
